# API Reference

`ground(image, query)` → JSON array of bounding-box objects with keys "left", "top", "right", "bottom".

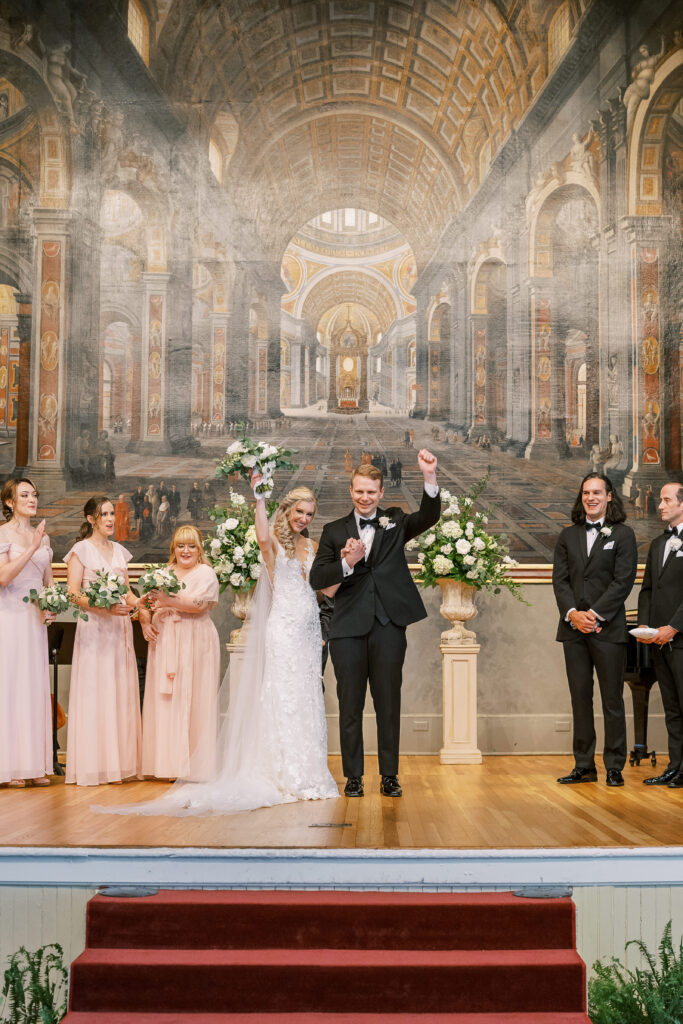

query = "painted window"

[
  {"left": 209, "top": 139, "right": 223, "bottom": 182},
  {"left": 128, "top": 0, "right": 150, "bottom": 65},
  {"left": 548, "top": 4, "right": 571, "bottom": 72}
]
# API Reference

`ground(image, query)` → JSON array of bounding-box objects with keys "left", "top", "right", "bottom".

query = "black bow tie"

[
  {"left": 359, "top": 517, "right": 379, "bottom": 529},
  {"left": 585, "top": 521, "right": 603, "bottom": 531},
  {"left": 665, "top": 526, "right": 680, "bottom": 536}
]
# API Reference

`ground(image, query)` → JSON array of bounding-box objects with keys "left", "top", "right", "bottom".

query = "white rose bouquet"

[
  {"left": 204, "top": 489, "right": 278, "bottom": 592},
  {"left": 83, "top": 569, "right": 129, "bottom": 610},
  {"left": 406, "top": 472, "right": 525, "bottom": 601},
  {"left": 23, "top": 583, "right": 87, "bottom": 621},
  {"left": 216, "top": 433, "right": 297, "bottom": 497},
  {"left": 137, "top": 565, "right": 186, "bottom": 597}
]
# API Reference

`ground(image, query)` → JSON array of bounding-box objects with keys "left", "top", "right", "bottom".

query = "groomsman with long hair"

[
  {"left": 637, "top": 482, "right": 683, "bottom": 787},
  {"left": 552, "top": 474, "right": 638, "bottom": 787}
]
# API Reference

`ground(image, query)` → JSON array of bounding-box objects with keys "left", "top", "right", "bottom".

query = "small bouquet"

[
  {"left": 204, "top": 489, "right": 277, "bottom": 592},
  {"left": 407, "top": 472, "right": 525, "bottom": 601},
  {"left": 23, "top": 583, "right": 86, "bottom": 621},
  {"left": 137, "top": 565, "right": 186, "bottom": 597},
  {"left": 83, "top": 569, "right": 129, "bottom": 610},
  {"left": 216, "top": 434, "right": 297, "bottom": 497}
]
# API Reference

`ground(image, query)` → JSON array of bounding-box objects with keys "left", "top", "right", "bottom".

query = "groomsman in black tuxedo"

[
  {"left": 552, "top": 474, "right": 638, "bottom": 787},
  {"left": 310, "top": 451, "right": 440, "bottom": 797},
  {"left": 637, "top": 482, "right": 683, "bottom": 787}
]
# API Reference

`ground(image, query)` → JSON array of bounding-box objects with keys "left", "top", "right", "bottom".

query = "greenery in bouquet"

[
  {"left": 406, "top": 472, "right": 525, "bottom": 601},
  {"left": 83, "top": 569, "right": 129, "bottom": 610},
  {"left": 22, "top": 583, "right": 86, "bottom": 621},
  {"left": 204, "top": 489, "right": 278, "bottom": 592},
  {"left": 138, "top": 565, "right": 186, "bottom": 596},
  {"left": 215, "top": 432, "right": 297, "bottom": 496}
]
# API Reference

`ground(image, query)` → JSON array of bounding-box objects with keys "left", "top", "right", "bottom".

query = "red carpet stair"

[{"left": 64, "top": 890, "right": 591, "bottom": 1022}]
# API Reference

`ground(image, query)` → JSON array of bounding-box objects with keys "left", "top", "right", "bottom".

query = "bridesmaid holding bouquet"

[
  {"left": 65, "top": 495, "right": 142, "bottom": 786},
  {"left": 0, "top": 478, "right": 53, "bottom": 787},
  {"left": 139, "top": 525, "right": 220, "bottom": 781}
]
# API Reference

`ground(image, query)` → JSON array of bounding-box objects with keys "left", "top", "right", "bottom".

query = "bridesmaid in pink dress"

[
  {"left": 139, "top": 525, "right": 220, "bottom": 781},
  {"left": 0, "top": 478, "right": 54, "bottom": 787},
  {"left": 64, "top": 496, "right": 142, "bottom": 786}
]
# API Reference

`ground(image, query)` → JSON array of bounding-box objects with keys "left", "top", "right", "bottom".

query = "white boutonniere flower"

[
  {"left": 670, "top": 536, "right": 682, "bottom": 552},
  {"left": 600, "top": 526, "right": 612, "bottom": 538},
  {"left": 378, "top": 515, "right": 395, "bottom": 530}
]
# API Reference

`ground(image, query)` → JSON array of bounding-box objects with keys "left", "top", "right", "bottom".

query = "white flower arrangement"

[
  {"left": 600, "top": 526, "right": 613, "bottom": 538},
  {"left": 406, "top": 474, "right": 525, "bottom": 600},
  {"left": 378, "top": 515, "right": 392, "bottom": 529},
  {"left": 216, "top": 434, "right": 297, "bottom": 497},
  {"left": 83, "top": 570, "right": 128, "bottom": 610},
  {"left": 23, "top": 583, "right": 86, "bottom": 621},
  {"left": 138, "top": 565, "right": 186, "bottom": 597},
  {"left": 670, "top": 536, "right": 682, "bottom": 552},
  {"left": 204, "top": 489, "right": 278, "bottom": 593}
]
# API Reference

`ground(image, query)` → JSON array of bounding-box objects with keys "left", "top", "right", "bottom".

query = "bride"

[{"left": 111, "top": 473, "right": 339, "bottom": 815}]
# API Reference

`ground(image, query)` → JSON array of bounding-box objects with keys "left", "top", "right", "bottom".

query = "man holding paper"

[
  {"left": 552, "top": 473, "right": 638, "bottom": 787},
  {"left": 637, "top": 482, "right": 683, "bottom": 787}
]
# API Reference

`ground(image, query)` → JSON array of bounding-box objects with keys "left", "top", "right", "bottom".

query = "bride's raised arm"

[{"left": 251, "top": 470, "right": 276, "bottom": 580}]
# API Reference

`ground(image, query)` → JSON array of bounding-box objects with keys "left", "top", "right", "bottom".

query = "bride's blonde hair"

[{"left": 273, "top": 486, "right": 318, "bottom": 558}]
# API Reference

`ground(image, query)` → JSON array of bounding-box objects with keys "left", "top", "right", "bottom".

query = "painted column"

[
  {"left": 524, "top": 282, "right": 554, "bottom": 460},
  {"left": 412, "top": 294, "right": 429, "bottom": 418},
  {"left": 211, "top": 313, "right": 229, "bottom": 427},
  {"left": 327, "top": 349, "right": 338, "bottom": 410},
  {"left": 28, "top": 210, "right": 71, "bottom": 488},
  {"left": 623, "top": 216, "right": 673, "bottom": 491},
  {"left": 359, "top": 350, "right": 369, "bottom": 411},
  {"left": 470, "top": 313, "right": 487, "bottom": 436},
  {"left": 225, "top": 278, "right": 250, "bottom": 423},
  {"left": 139, "top": 271, "right": 170, "bottom": 447},
  {"left": 13, "top": 293, "right": 31, "bottom": 472}
]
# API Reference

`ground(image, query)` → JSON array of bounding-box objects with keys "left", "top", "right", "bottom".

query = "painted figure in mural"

[
  {"left": 156, "top": 495, "right": 170, "bottom": 539},
  {"left": 623, "top": 38, "right": 666, "bottom": 131},
  {"left": 138, "top": 526, "right": 220, "bottom": 782},
  {"left": 116, "top": 476, "right": 338, "bottom": 816},
  {"left": 637, "top": 483, "right": 683, "bottom": 786},
  {"left": 64, "top": 496, "right": 142, "bottom": 786},
  {"left": 114, "top": 494, "right": 131, "bottom": 541},
  {"left": 168, "top": 484, "right": 181, "bottom": 523},
  {"left": 309, "top": 452, "right": 440, "bottom": 798},
  {"left": 131, "top": 485, "right": 145, "bottom": 533},
  {"left": 344, "top": 449, "right": 353, "bottom": 473},
  {"left": 0, "top": 478, "right": 53, "bottom": 787},
  {"left": 187, "top": 481, "right": 202, "bottom": 523},
  {"left": 140, "top": 497, "right": 154, "bottom": 541},
  {"left": 552, "top": 474, "right": 637, "bottom": 788}
]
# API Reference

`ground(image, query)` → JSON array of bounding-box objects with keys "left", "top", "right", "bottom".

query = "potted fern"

[{"left": 1, "top": 943, "right": 67, "bottom": 1023}]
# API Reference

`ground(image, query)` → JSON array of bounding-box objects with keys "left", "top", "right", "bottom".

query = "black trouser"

[
  {"left": 653, "top": 645, "right": 683, "bottom": 771},
  {"left": 563, "top": 635, "right": 627, "bottom": 771},
  {"left": 330, "top": 619, "right": 407, "bottom": 778}
]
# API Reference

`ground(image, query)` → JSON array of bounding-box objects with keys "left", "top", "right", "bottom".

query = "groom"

[{"left": 310, "top": 449, "right": 440, "bottom": 797}]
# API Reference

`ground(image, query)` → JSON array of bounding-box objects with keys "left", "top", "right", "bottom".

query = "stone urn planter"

[
  {"left": 229, "top": 587, "right": 255, "bottom": 644},
  {"left": 437, "top": 578, "right": 478, "bottom": 645}
]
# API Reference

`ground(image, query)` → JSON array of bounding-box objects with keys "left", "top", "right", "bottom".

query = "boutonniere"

[
  {"left": 378, "top": 515, "right": 395, "bottom": 530},
  {"left": 600, "top": 526, "right": 612, "bottom": 538},
  {"left": 671, "top": 536, "right": 682, "bottom": 552}
]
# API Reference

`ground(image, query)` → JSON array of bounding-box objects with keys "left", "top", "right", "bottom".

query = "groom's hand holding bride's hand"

[
  {"left": 342, "top": 537, "right": 366, "bottom": 567},
  {"left": 417, "top": 448, "right": 438, "bottom": 484}
]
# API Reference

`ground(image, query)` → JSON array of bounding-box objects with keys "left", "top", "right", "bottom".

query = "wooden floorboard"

[{"left": 1, "top": 755, "right": 682, "bottom": 850}]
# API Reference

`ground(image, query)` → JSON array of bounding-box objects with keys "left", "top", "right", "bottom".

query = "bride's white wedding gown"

[{"left": 112, "top": 538, "right": 339, "bottom": 816}]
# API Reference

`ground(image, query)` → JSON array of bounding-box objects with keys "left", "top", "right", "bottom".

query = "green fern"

[
  {"left": 588, "top": 921, "right": 683, "bottom": 1024},
  {"left": 1, "top": 944, "right": 67, "bottom": 1024}
]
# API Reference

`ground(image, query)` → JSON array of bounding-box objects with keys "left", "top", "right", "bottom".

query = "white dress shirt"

[{"left": 663, "top": 524, "right": 683, "bottom": 566}]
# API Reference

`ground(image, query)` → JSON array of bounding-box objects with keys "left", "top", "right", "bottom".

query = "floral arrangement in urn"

[
  {"left": 215, "top": 434, "right": 297, "bottom": 497},
  {"left": 406, "top": 473, "right": 525, "bottom": 641},
  {"left": 204, "top": 489, "right": 278, "bottom": 593}
]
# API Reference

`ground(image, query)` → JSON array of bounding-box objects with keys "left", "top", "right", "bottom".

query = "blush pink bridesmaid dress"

[
  {"left": 0, "top": 536, "right": 52, "bottom": 783},
  {"left": 141, "top": 563, "right": 220, "bottom": 781},
  {"left": 64, "top": 539, "right": 141, "bottom": 786}
]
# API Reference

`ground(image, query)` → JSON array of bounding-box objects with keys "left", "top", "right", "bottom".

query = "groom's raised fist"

[{"left": 417, "top": 448, "right": 438, "bottom": 481}]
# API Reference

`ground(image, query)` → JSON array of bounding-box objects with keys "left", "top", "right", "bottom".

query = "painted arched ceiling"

[
  {"left": 155, "top": 0, "right": 590, "bottom": 267},
  {"left": 301, "top": 269, "right": 401, "bottom": 334}
]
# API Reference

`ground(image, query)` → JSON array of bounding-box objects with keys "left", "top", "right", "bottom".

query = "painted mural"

[{"left": 0, "top": 1, "right": 680, "bottom": 564}]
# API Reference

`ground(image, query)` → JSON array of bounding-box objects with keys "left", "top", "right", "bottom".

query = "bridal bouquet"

[
  {"left": 407, "top": 473, "right": 524, "bottom": 600},
  {"left": 204, "top": 489, "right": 278, "bottom": 592},
  {"left": 137, "top": 565, "right": 185, "bottom": 596},
  {"left": 215, "top": 435, "right": 297, "bottom": 497},
  {"left": 23, "top": 583, "right": 86, "bottom": 621},
  {"left": 83, "top": 569, "right": 129, "bottom": 609}
]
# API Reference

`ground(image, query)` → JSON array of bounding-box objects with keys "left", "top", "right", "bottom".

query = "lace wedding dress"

[{"left": 110, "top": 538, "right": 339, "bottom": 816}]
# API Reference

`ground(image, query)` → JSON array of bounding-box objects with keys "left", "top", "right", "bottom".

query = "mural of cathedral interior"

[{"left": 0, "top": 0, "right": 680, "bottom": 562}]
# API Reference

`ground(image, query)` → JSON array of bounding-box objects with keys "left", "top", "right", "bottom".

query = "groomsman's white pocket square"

[
  {"left": 676, "top": 550, "right": 683, "bottom": 558},
  {"left": 383, "top": 522, "right": 397, "bottom": 531},
  {"left": 604, "top": 541, "right": 615, "bottom": 549}
]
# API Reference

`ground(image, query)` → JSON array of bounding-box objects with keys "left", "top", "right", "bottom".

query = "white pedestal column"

[{"left": 439, "top": 639, "right": 483, "bottom": 764}]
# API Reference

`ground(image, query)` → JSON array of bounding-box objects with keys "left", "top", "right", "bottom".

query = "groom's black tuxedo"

[
  {"left": 638, "top": 527, "right": 683, "bottom": 770},
  {"left": 310, "top": 489, "right": 440, "bottom": 778},
  {"left": 552, "top": 520, "right": 637, "bottom": 771}
]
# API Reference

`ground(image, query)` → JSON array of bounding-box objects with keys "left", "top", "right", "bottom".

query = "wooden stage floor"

[{"left": 3, "top": 756, "right": 683, "bottom": 851}]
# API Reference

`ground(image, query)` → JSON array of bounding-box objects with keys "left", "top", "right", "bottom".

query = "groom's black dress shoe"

[
  {"left": 643, "top": 768, "right": 678, "bottom": 786},
  {"left": 606, "top": 769, "right": 624, "bottom": 787},
  {"left": 556, "top": 766, "right": 597, "bottom": 784},
  {"left": 380, "top": 775, "right": 402, "bottom": 797},
  {"left": 344, "top": 776, "right": 364, "bottom": 797},
  {"left": 668, "top": 771, "right": 683, "bottom": 789}
]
